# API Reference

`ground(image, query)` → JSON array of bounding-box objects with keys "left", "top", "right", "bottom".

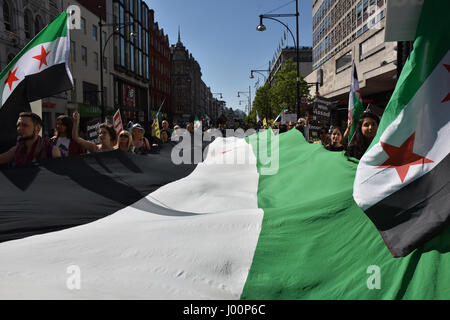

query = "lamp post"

[
  {"left": 98, "top": 14, "right": 136, "bottom": 122},
  {"left": 212, "top": 92, "right": 223, "bottom": 99},
  {"left": 237, "top": 86, "right": 251, "bottom": 115},
  {"left": 249, "top": 69, "right": 269, "bottom": 82},
  {"left": 257, "top": 0, "right": 300, "bottom": 116}
]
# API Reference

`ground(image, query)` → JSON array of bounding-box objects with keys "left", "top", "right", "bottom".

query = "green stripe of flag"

[
  {"left": 242, "top": 129, "right": 450, "bottom": 299},
  {"left": 0, "top": 11, "right": 68, "bottom": 81},
  {"left": 368, "top": 1, "right": 450, "bottom": 152}
]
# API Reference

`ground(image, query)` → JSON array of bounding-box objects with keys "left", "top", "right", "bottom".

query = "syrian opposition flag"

[
  {"left": 1, "top": 130, "right": 449, "bottom": 299},
  {"left": 113, "top": 109, "right": 123, "bottom": 133},
  {"left": 347, "top": 61, "right": 364, "bottom": 143},
  {"left": 204, "top": 113, "right": 211, "bottom": 126},
  {"left": 274, "top": 107, "right": 288, "bottom": 123},
  {"left": 194, "top": 115, "right": 201, "bottom": 130},
  {"left": 353, "top": 1, "right": 450, "bottom": 258},
  {"left": 0, "top": 12, "right": 73, "bottom": 151}
]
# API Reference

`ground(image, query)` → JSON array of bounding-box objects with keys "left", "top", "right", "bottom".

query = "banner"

[
  {"left": 113, "top": 109, "right": 123, "bottom": 134},
  {"left": 86, "top": 119, "right": 100, "bottom": 144}
]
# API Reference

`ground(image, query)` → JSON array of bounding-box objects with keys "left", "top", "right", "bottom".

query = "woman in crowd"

[
  {"left": 51, "top": 115, "right": 84, "bottom": 157},
  {"left": 72, "top": 111, "right": 116, "bottom": 153},
  {"left": 131, "top": 123, "right": 151, "bottom": 154},
  {"left": 319, "top": 127, "right": 329, "bottom": 146},
  {"left": 115, "top": 130, "right": 134, "bottom": 153},
  {"left": 325, "top": 127, "right": 345, "bottom": 152},
  {"left": 345, "top": 112, "right": 380, "bottom": 159}
]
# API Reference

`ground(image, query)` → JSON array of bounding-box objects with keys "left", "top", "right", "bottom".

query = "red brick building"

[{"left": 148, "top": 9, "right": 171, "bottom": 122}]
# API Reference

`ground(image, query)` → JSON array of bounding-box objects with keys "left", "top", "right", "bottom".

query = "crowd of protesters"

[
  {"left": 259, "top": 109, "right": 380, "bottom": 159},
  {"left": 0, "top": 107, "right": 380, "bottom": 168}
]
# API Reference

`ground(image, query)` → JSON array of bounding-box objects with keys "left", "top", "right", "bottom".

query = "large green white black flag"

[
  {"left": 353, "top": 1, "right": 450, "bottom": 257},
  {"left": 0, "top": 12, "right": 73, "bottom": 152}
]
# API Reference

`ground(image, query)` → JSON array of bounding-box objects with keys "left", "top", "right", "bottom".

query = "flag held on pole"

[
  {"left": 0, "top": 11, "right": 73, "bottom": 151},
  {"left": 353, "top": 0, "right": 450, "bottom": 257}
]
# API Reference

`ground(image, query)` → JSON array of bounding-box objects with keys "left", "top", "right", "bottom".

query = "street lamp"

[
  {"left": 237, "top": 87, "right": 251, "bottom": 115},
  {"left": 250, "top": 69, "right": 269, "bottom": 82},
  {"left": 98, "top": 9, "right": 137, "bottom": 122},
  {"left": 212, "top": 92, "right": 223, "bottom": 99},
  {"left": 257, "top": 0, "right": 301, "bottom": 116}
]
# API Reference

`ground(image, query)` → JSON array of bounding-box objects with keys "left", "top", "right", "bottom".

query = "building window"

[
  {"left": 138, "top": 51, "right": 142, "bottom": 76},
  {"left": 24, "top": 10, "right": 32, "bottom": 38},
  {"left": 71, "top": 78, "right": 77, "bottom": 102},
  {"left": 93, "top": 52, "right": 98, "bottom": 70},
  {"left": 3, "top": 0, "right": 11, "bottom": 31},
  {"left": 70, "top": 40, "right": 76, "bottom": 61},
  {"left": 83, "top": 81, "right": 98, "bottom": 106},
  {"left": 81, "top": 17, "right": 86, "bottom": 34},
  {"left": 92, "top": 25, "right": 97, "bottom": 41},
  {"left": 120, "top": 37, "right": 125, "bottom": 66},
  {"left": 336, "top": 51, "right": 352, "bottom": 72},
  {"left": 130, "top": 44, "right": 135, "bottom": 72},
  {"left": 102, "top": 31, "right": 106, "bottom": 49},
  {"left": 35, "top": 15, "right": 44, "bottom": 36},
  {"left": 81, "top": 46, "right": 87, "bottom": 66}
]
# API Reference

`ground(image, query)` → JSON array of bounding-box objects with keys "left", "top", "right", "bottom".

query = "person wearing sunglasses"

[{"left": 115, "top": 130, "right": 134, "bottom": 153}]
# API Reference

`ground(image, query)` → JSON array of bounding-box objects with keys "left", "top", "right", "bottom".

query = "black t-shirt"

[{"left": 326, "top": 144, "right": 345, "bottom": 152}]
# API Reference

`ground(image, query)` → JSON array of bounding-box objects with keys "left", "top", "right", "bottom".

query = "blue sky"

[{"left": 145, "top": 0, "right": 312, "bottom": 114}]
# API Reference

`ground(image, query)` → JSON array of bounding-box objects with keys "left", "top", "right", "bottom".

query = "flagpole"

[{"left": 154, "top": 98, "right": 166, "bottom": 120}]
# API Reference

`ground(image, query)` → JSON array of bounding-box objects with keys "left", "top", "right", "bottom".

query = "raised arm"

[
  {"left": 343, "top": 118, "right": 353, "bottom": 143},
  {"left": 72, "top": 111, "right": 98, "bottom": 153},
  {"left": 0, "top": 146, "right": 16, "bottom": 165}
]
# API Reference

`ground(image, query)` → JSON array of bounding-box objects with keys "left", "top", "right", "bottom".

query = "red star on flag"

[
  {"left": 443, "top": 64, "right": 450, "bottom": 103},
  {"left": 32, "top": 46, "right": 51, "bottom": 70},
  {"left": 377, "top": 133, "right": 433, "bottom": 183},
  {"left": 4, "top": 67, "right": 19, "bottom": 91}
]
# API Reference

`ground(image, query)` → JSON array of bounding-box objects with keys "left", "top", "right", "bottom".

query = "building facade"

[
  {"left": 148, "top": 9, "right": 170, "bottom": 123},
  {"left": 267, "top": 46, "right": 313, "bottom": 85},
  {"left": 170, "top": 30, "right": 217, "bottom": 126},
  {"left": 63, "top": 0, "right": 116, "bottom": 133},
  {"left": 110, "top": 0, "right": 150, "bottom": 131},
  {"left": 305, "top": 0, "right": 396, "bottom": 129}
]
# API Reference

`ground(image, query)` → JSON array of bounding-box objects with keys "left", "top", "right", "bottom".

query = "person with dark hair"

[
  {"left": 326, "top": 127, "right": 345, "bottom": 152},
  {"left": 0, "top": 112, "right": 61, "bottom": 167},
  {"left": 72, "top": 111, "right": 116, "bottom": 153},
  {"left": 50, "top": 115, "right": 84, "bottom": 157},
  {"left": 287, "top": 121, "right": 296, "bottom": 131},
  {"left": 319, "top": 127, "right": 329, "bottom": 146},
  {"left": 345, "top": 112, "right": 380, "bottom": 159}
]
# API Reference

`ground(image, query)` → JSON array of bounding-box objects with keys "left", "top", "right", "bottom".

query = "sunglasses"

[{"left": 119, "top": 134, "right": 129, "bottom": 138}]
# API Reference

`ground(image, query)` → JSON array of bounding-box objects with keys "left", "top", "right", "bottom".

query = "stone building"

[
  {"left": 148, "top": 9, "right": 170, "bottom": 123},
  {"left": 170, "top": 29, "right": 213, "bottom": 126}
]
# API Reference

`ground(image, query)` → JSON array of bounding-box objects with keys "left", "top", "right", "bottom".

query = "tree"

[
  {"left": 268, "top": 58, "right": 310, "bottom": 118},
  {"left": 251, "top": 83, "right": 272, "bottom": 120}
]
